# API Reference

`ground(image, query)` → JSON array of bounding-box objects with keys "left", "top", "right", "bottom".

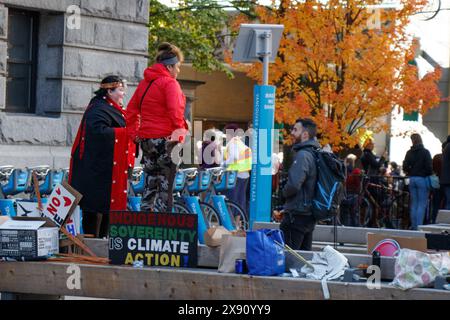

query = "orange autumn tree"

[{"left": 229, "top": 0, "right": 442, "bottom": 149}]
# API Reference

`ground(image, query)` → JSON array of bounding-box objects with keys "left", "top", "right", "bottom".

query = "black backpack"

[{"left": 308, "top": 148, "right": 346, "bottom": 221}]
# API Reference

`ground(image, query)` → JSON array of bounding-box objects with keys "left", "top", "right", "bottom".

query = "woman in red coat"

[
  {"left": 69, "top": 76, "right": 135, "bottom": 237},
  {"left": 127, "top": 43, "right": 188, "bottom": 212}
]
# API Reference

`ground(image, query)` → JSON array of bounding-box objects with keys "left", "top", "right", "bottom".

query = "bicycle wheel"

[
  {"left": 173, "top": 201, "right": 191, "bottom": 214},
  {"left": 199, "top": 201, "right": 221, "bottom": 228},
  {"left": 225, "top": 200, "right": 249, "bottom": 230}
]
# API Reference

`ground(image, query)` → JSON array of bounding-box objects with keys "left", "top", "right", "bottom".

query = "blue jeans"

[{"left": 409, "top": 176, "right": 430, "bottom": 230}]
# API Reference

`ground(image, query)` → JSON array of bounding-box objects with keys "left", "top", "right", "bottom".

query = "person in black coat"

[
  {"left": 360, "top": 139, "right": 387, "bottom": 176},
  {"left": 360, "top": 138, "right": 387, "bottom": 227},
  {"left": 279, "top": 118, "right": 320, "bottom": 251},
  {"left": 441, "top": 136, "right": 450, "bottom": 209},
  {"left": 402, "top": 133, "right": 433, "bottom": 230},
  {"left": 69, "top": 76, "right": 135, "bottom": 238}
]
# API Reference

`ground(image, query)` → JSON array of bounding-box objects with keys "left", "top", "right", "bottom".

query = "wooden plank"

[
  {"left": 437, "top": 210, "right": 450, "bottom": 224},
  {"left": 253, "top": 222, "right": 427, "bottom": 244},
  {"left": 418, "top": 224, "right": 450, "bottom": 234},
  {"left": 0, "top": 261, "right": 449, "bottom": 300},
  {"left": 84, "top": 239, "right": 396, "bottom": 279}
]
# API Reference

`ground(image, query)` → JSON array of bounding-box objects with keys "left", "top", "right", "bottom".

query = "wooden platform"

[
  {"left": 437, "top": 210, "right": 450, "bottom": 224},
  {"left": 1, "top": 260, "right": 449, "bottom": 300},
  {"left": 84, "top": 239, "right": 398, "bottom": 279},
  {"left": 253, "top": 222, "right": 427, "bottom": 253},
  {"left": 418, "top": 224, "right": 450, "bottom": 234},
  {"left": 254, "top": 222, "right": 426, "bottom": 242},
  {"left": 1, "top": 227, "right": 449, "bottom": 300}
]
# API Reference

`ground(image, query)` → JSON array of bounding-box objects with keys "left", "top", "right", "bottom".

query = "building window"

[{"left": 5, "top": 9, "right": 39, "bottom": 113}]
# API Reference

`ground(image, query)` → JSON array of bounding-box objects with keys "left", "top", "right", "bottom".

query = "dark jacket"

[
  {"left": 432, "top": 153, "right": 442, "bottom": 178},
  {"left": 69, "top": 96, "right": 134, "bottom": 214},
  {"left": 283, "top": 139, "right": 320, "bottom": 215},
  {"left": 441, "top": 144, "right": 450, "bottom": 185},
  {"left": 402, "top": 144, "right": 433, "bottom": 177},
  {"left": 361, "top": 149, "right": 385, "bottom": 176}
]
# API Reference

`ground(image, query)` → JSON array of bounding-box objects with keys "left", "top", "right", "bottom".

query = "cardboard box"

[
  {"left": 367, "top": 233, "right": 427, "bottom": 254},
  {"left": 0, "top": 217, "right": 59, "bottom": 259},
  {"left": 0, "top": 216, "right": 10, "bottom": 226},
  {"left": 204, "top": 226, "right": 232, "bottom": 247}
]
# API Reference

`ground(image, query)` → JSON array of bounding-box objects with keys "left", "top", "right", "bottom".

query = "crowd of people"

[
  {"left": 342, "top": 134, "right": 450, "bottom": 231},
  {"left": 70, "top": 42, "right": 189, "bottom": 238},
  {"left": 68, "top": 41, "right": 450, "bottom": 245},
  {"left": 69, "top": 42, "right": 256, "bottom": 237}
]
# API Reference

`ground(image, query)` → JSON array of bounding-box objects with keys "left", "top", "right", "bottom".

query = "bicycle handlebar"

[
  {"left": 0, "top": 166, "right": 14, "bottom": 180},
  {"left": 206, "top": 167, "right": 225, "bottom": 177}
]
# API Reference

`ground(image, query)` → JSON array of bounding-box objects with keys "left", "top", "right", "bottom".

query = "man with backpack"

[{"left": 279, "top": 118, "right": 321, "bottom": 250}]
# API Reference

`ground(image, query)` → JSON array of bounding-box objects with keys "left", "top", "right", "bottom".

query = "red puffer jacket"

[{"left": 126, "top": 63, "right": 188, "bottom": 141}]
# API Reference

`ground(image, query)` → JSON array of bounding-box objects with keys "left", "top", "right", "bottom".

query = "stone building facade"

[{"left": 0, "top": 0, "right": 149, "bottom": 168}]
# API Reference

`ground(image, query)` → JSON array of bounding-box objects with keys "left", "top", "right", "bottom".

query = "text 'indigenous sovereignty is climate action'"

[{"left": 108, "top": 211, "right": 198, "bottom": 268}]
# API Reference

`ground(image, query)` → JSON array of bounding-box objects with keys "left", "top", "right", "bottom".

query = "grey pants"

[{"left": 140, "top": 138, "right": 178, "bottom": 212}]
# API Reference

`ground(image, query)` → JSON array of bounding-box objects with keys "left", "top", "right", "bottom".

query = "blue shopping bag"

[{"left": 246, "top": 229, "right": 285, "bottom": 276}]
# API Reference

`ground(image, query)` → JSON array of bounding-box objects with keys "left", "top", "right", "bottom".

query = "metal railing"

[{"left": 272, "top": 172, "right": 438, "bottom": 230}]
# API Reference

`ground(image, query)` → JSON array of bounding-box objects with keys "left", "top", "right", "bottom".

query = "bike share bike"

[
  {"left": 127, "top": 166, "right": 248, "bottom": 243},
  {"left": 127, "top": 166, "right": 212, "bottom": 243},
  {"left": 202, "top": 167, "right": 249, "bottom": 231},
  {"left": 0, "top": 165, "right": 67, "bottom": 216}
]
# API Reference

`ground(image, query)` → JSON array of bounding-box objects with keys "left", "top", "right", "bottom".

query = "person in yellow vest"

[{"left": 223, "top": 124, "right": 252, "bottom": 227}]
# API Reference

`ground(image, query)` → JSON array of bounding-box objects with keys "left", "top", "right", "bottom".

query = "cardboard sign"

[
  {"left": 64, "top": 206, "right": 81, "bottom": 236},
  {"left": 41, "top": 182, "right": 82, "bottom": 228},
  {"left": 109, "top": 211, "right": 198, "bottom": 268},
  {"left": 16, "top": 201, "right": 81, "bottom": 236},
  {"left": 16, "top": 201, "right": 41, "bottom": 217},
  {"left": 367, "top": 233, "right": 428, "bottom": 254}
]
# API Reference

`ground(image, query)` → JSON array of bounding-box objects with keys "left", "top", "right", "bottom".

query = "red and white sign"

[
  {"left": 41, "top": 182, "right": 82, "bottom": 228},
  {"left": 64, "top": 206, "right": 81, "bottom": 236}
]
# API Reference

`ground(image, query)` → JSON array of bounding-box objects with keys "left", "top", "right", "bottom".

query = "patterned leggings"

[{"left": 140, "top": 138, "right": 178, "bottom": 212}]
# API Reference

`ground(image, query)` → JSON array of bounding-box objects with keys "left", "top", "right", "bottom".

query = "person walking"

[
  {"left": 441, "top": 136, "right": 450, "bottom": 209},
  {"left": 126, "top": 42, "right": 188, "bottom": 213},
  {"left": 402, "top": 133, "right": 433, "bottom": 230},
  {"left": 279, "top": 118, "right": 320, "bottom": 251},
  {"left": 69, "top": 76, "right": 135, "bottom": 238}
]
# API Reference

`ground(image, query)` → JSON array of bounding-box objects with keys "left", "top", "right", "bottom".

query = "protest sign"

[
  {"left": 109, "top": 211, "right": 198, "bottom": 268},
  {"left": 41, "top": 182, "right": 82, "bottom": 228}
]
